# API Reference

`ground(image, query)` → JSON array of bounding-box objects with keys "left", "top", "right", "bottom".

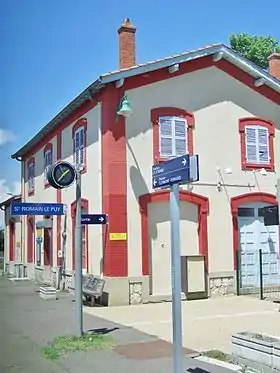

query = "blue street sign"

[
  {"left": 11, "top": 202, "right": 66, "bottom": 216},
  {"left": 152, "top": 154, "right": 199, "bottom": 189},
  {"left": 81, "top": 214, "right": 108, "bottom": 225}
]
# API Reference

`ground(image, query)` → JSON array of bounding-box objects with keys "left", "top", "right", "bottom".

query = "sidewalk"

[{"left": 0, "top": 278, "right": 234, "bottom": 373}]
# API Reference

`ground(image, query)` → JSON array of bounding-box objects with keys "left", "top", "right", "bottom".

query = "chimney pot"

[
  {"left": 268, "top": 53, "right": 280, "bottom": 80},
  {"left": 118, "top": 18, "right": 136, "bottom": 69}
]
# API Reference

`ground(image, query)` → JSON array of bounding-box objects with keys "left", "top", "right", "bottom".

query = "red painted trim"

[
  {"left": 9, "top": 219, "right": 15, "bottom": 262},
  {"left": 238, "top": 117, "right": 275, "bottom": 171},
  {"left": 139, "top": 190, "right": 209, "bottom": 277},
  {"left": 101, "top": 85, "right": 128, "bottom": 277},
  {"left": 230, "top": 192, "right": 277, "bottom": 270},
  {"left": 56, "top": 132, "right": 62, "bottom": 267},
  {"left": 27, "top": 216, "right": 34, "bottom": 263},
  {"left": 43, "top": 142, "right": 53, "bottom": 188},
  {"left": 71, "top": 199, "right": 89, "bottom": 271},
  {"left": 216, "top": 59, "right": 280, "bottom": 106},
  {"left": 27, "top": 157, "right": 35, "bottom": 196},
  {"left": 151, "top": 107, "right": 194, "bottom": 163},
  {"left": 72, "top": 118, "right": 87, "bottom": 174},
  {"left": 43, "top": 217, "right": 53, "bottom": 266}
]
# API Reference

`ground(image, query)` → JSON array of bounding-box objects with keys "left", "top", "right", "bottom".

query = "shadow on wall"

[{"left": 129, "top": 162, "right": 198, "bottom": 247}]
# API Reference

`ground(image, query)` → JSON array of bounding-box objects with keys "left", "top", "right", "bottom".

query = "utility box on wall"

[{"left": 181, "top": 255, "right": 207, "bottom": 300}]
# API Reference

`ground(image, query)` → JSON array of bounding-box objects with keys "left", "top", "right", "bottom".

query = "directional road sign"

[
  {"left": 152, "top": 154, "right": 199, "bottom": 189},
  {"left": 81, "top": 214, "right": 108, "bottom": 225},
  {"left": 11, "top": 202, "right": 66, "bottom": 216}
]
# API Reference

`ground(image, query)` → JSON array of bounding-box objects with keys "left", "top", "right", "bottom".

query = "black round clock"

[{"left": 47, "top": 161, "right": 76, "bottom": 189}]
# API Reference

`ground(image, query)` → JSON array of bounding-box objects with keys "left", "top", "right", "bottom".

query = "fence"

[{"left": 236, "top": 248, "right": 280, "bottom": 302}]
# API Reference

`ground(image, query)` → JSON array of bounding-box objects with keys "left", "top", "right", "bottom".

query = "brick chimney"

[
  {"left": 118, "top": 18, "right": 136, "bottom": 69},
  {"left": 268, "top": 53, "right": 280, "bottom": 80}
]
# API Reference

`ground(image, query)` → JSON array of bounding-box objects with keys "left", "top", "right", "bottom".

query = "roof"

[
  {"left": 0, "top": 195, "right": 21, "bottom": 210},
  {"left": 11, "top": 44, "right": 280, "bottom": 159}
]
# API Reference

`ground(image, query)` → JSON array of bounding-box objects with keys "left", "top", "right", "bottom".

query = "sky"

[{"left": 1, "top": 0, "right": 280, "bottom": 225}]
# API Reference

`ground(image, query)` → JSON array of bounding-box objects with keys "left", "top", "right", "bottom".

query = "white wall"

[
  {"left": 61, "top": 103, "right": 102, "bottom": 274},
  {"left": 125, "top": 66, "right": 280, "bottom": 277}
]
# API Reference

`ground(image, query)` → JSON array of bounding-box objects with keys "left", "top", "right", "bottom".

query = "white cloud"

[
  {"left": 0, "top": 129, "right": 15, "bottom": 146},
  {"left": 0, "top": 180, "right": 21, "bottom": 228}
]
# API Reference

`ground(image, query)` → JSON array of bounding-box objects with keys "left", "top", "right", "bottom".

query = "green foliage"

[
  {"left": 230, "top": 33, "right": 280, "bottom": 69},
  {"left": 0, "top": 229, "right": 4, "bottom": 253},
  {"left": 41, "top": 332, "right": 114, "bottom": 361},
  {"left": 202, "top": 349, "right": 233, "bottom": 363}
]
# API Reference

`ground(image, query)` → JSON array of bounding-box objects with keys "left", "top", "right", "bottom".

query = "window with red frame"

[
  {"left": 27, "top": 160, "right": 35, "bottom": 194},
  {"left": 159, "top": 116, "right": 188, "bottom": 158},
  {"left": 44, "top": 147, "right": 53, "bottom": 182},
  {"left": 152, "top": 108, "right": 194, "bottom": 163},
  {"left": 239, "top": 117, "right": 275, "bottom": 171},
  {"left": 74, "top": 127, "right": 85, "bottom": 167}
]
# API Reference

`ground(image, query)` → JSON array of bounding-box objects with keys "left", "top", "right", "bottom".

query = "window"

[
  {"left": 151, "top": 107, "right": 194, "bottom": 163},
  {"left": 44, "top": 143, "right": 53, "bottom": 186},
  {"left": 27, "top": 158, "right": 35, "bottom": 195},
  {"left": 239, "top": 117, "right": 275, "bottom": 171},
  {"left": 72, "top": 118, "right": 87, "bottom": 172}
]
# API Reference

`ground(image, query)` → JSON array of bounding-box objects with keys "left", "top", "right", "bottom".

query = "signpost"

[
  {"left": 81, "top": 214, "right": 108, "bottom": 225},
  {"left": 11, "top": 202, "right": 66, "bottom": 216},
  {"left": 152, "top": 154, "right": 199, "bottom": 373},
  {"left": 152, "top": 154, "right": 199, "bottom": 189}
]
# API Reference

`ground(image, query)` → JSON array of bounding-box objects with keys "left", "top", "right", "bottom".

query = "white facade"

[
  {"left": 125, "top": 66, "right": 280, "bottom": 296},
  {"left": 21, "top": 104, "right": 102, "bottom": 282},
  {"left": 12, "top": 64, "right": 280, "bottom": 303}
]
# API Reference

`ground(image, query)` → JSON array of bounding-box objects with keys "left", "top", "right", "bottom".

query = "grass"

[
  {"left": 202, "top": 349, "right": 234, "bottom": 363},
  {"left": 41, "top": 332, "right": 114, "bottom": 361}
]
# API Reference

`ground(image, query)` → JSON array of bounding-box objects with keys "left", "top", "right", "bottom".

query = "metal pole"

[
  {"left": 75, "top": 168, "right": 83, "bottom": 337},
  {"left": 259, "top": 249, "right": 264, "bottom": 300},
  {"left": 170, "top": 183, "right": 183, "bottom": 373}
]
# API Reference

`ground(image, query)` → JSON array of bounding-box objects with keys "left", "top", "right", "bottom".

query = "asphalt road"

[{"left": 0, "top": 277, "right": 233, "bottom": 373}]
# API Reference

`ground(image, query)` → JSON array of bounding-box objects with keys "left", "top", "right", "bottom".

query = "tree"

[
  {"left": 0, "top": 229, "right": 4, "bottom": 253},
  {"left": 230, "top": 33, "right": 280, "bottom": 69}
]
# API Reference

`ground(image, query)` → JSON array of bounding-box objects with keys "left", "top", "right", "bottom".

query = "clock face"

[{"left": 49, "top": 161, "right": 76, "bottom": 189}]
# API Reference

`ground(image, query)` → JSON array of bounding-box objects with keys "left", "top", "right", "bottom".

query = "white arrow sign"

[
  {"left": 153, "top": 179, "right": 158, "bottom": 187},
  {"left": 182, "top": 158, "right": 187, "bottom": 167},
  {"left": 99, "top": 217, "right": 104, "bottom": 222}
]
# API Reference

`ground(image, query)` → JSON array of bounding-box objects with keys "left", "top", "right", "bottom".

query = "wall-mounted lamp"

[{"left": 116, "top": 95, "right": 133, "bottom": 118}]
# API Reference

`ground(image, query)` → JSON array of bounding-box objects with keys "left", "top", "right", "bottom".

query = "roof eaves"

[
  {"left": 221, "top": 46, "right": 280, "bottom": 93},
  {"left": 100, "top": 44, "right": 223, "bottom": 84},
  {"left": 11, "top": 79, "right": 104, "bottom": 159},
  {"left": 0, "top": 195, "right": 21, "bottom": 209}
]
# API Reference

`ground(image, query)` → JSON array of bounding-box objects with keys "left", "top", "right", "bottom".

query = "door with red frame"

[
  {"left": 27, "top": 218, "right": 34, "bottom": 263},
  {"left": 9, "top": 220, "right": 15, "bottom": 262},
  {"left": 43, "top": 228, "right": 52, "bottom": 266}
]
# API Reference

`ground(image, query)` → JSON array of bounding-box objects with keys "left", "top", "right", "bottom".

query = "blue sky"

[{"left": 1, "top": 0, "right": 280, "bottom": 197}]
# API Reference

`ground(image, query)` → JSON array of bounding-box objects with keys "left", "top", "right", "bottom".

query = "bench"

[{"left": 82, "top": 275, "right": 105, "bottom": 307}]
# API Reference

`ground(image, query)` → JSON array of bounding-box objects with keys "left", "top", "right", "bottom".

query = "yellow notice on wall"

[
  {"left": 36, "top": 228, "right": 43, "bottom": 238},
  {"left": 109, "top": 233, "right": 127, "bottom": 241}
]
